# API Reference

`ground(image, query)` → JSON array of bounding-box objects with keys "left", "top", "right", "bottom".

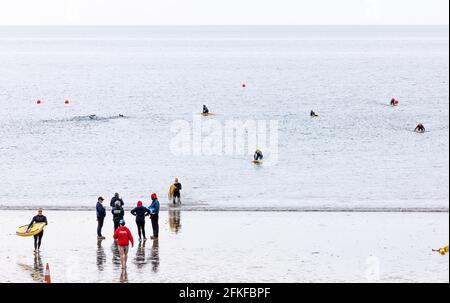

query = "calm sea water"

[{"left": 0, "top": 26, "right": 448, "bottom": 210}]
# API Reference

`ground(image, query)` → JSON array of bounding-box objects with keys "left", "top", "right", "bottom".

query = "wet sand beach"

[{"left": 0, "top": 210, "right": 448, "bottom": 283}]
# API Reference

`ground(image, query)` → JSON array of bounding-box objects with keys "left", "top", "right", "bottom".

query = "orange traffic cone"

[{"left": 43, "top": 263, "right": 51, "bottom": 283}]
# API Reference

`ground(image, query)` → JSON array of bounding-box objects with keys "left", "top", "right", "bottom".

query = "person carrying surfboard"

[
  {"left": 148, "top": 193, "right": 160, "bottom": 240},
  {"left": 27, "top": 208, "right": 48, "bottom": 253},
  {"left": 172, "top": 178, "right": 182, "bottom": 205},
  {"left": 113, "top": 219, "right": 134, "bottom": 269},
  {"left": 203, "top": 105, "right": 209, "bottom": 114},
  {"left": 254, "top": 149, "right": 264, "bottom": 161}
]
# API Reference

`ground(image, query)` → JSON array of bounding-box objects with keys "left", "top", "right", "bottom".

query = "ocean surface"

[{"left": 0, "top": 26, "right": 448, "bottom": 211}]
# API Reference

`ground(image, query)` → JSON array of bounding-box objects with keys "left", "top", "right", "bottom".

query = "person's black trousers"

[
  {"left": 114, "top": 221, "right": 120, "bottom": 232},
  {"left": 136, "top": 221, "right": 146, "bottom": 239},
  {"left": 97, "top": 217, "right": 104, "bottom": 237},
  {"left": 151, "top": 214, "right": 159, "bottom": 238},
  {"left": 34, "top": 231, "right": 44, "bottom": 250}
]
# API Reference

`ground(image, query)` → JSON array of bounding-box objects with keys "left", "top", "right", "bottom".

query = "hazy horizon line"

[{"left": 0, "top": 24, "right": 448, "bottom": 27}]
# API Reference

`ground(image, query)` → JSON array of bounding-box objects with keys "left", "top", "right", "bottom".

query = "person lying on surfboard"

[
  {"left": 27, "top": 208, "right": 48, "bottom": 254},
  {"left": 254, "top": 149, "right": 264, "bottom": 161},
  {"left": 203, "top": 105, "right": 209, "bottom": 114}
]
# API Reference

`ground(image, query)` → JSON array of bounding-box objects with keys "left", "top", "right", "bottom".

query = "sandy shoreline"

[{"left": 0, "top": 210, "right": 448, "bottom": 283}]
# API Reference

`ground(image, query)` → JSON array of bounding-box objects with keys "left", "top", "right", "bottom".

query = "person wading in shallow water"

[
  {"left": 27, "top": 208, "right": 48, "bottom": 253},
  {"left": 113, "top": 219, "right": 134, "bottom": 269},
  {"left": 148, "top": 193, "right": 160, "bottom": 240},
  {"left": 131, "top": 201, "right": 150, "bottom": 241},
  {"left": 415, "top": 123, "right": 426, "bottom": 133}
]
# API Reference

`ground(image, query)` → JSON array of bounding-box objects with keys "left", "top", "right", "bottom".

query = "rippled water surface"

[{"left": 0, "top": 26, "right": 448, "bottom": 210}]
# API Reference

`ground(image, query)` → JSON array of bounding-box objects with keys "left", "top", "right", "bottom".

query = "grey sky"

[{"left": 1, "top": 0, "right": 448, "bottom": 25}]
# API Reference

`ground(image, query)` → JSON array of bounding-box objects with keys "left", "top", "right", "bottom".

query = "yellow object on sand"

[
  {"left": 253, "top": 159, "right": 264, "bottom": 164},
  {"left": 168, "top": 184, "right": 176, "bottom": 199},
  {"left": 433, "top": 245, "right": 449, "bottom": 255},
  {"left": 16, "top": 223, "right": 46, "bottom": 237}
]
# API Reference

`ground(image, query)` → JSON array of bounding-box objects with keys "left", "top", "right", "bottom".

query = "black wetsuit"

[
  {"left": 415, "top": 125, "right": 426, "bottom": 133},
  {"left": 112, "top": 206, "right": 124, "bottom": 232},
  {"left": 203, "top": 106, "right": 209, "bottom": 114},
  {"left": 173, "top": 183, "right": 182, "bottom": 203},
  {"left": 131, "top": 206, "right": 150, "bottom": 239},
  {"left": 96, "top": 202, "right": 106, "bottom": 237},
  {"left": 254, "top": 151, "right": 263, "bottom": 161},
  {"left": 310, "top": 110, "right": 317, "bottom": 117},
  {"left": 28, "top": 215, "right": 48, "bottom": 250}
]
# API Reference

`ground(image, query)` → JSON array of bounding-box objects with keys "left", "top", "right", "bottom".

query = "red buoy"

[
  {"left": 64, "top": 100, "right": 70, "bottom": 104},
  {"left": 36, "top": 99, "right": 42, "bottom": 105},
  {"left": 242, "top": 84, "right": 246, "bottom": 88}
]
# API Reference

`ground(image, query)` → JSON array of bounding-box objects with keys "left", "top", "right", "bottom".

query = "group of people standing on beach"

[{"left": 95, "top": 178, "right": 183, "bottom": 269}]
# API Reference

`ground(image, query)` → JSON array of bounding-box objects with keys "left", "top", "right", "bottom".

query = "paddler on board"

[{"left": 254, "top": 149, "right": 264, "bottom": 161}]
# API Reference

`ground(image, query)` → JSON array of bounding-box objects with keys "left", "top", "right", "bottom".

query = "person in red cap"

[
  {"left": 113, "top": 219, "right": 134, "bottom": 269},
  {"left": 148, "top": 193, "right": 160, "bottom": 239},
  {"left": 131, "top": 201, "right": 150, "bottom": 241}
]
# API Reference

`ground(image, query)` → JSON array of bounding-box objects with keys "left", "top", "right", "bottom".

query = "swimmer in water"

[{"left": 414, "top": 123, "right": 426, "bottom": 133}]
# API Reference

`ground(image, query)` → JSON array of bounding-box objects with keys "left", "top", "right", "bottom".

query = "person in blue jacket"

[
  {"left": 96, "top": 197, "right": 106, "bottom": 239},
  {"left": 148, "top": 193, "right": 160, "bottom": 240},
  {"left": 131, "top": 201, "right": 150, "bottom": 241}
]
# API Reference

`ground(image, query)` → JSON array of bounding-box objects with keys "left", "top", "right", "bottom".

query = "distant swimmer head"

[
  {"left": 137, "top": 201, "right": 143, "bottom": 207},
  {"left": 119, "top": 219, "right": 126, "bottom": 226},
  {"left": 151, "top": 193, "right": 158, "bottom": 200}
]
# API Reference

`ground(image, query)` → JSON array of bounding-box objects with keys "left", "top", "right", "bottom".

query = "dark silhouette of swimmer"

[
  {"left": 254, "top": 149, "right": 263, "bottom": 161},
  {"left": 89, "top": 115, "right": 97, "bottom": 119},
  {"left": 310, "top": 110, "right": 318, "bottom": 117},
  {"left": 202, "top": 105, "right": 209, "bottom": 114},
  {"left": 415, "top": 123, "right": 426, "bottom": 133}
]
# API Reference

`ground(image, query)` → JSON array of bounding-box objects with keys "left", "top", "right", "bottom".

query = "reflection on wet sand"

[
  {"left": 111, "top": 241, "right": 121, "bottom": 268},
  {"left": 18, "top": 253, "right": 44, "bottom": 283},
  {"left": 120, "top": 268, "right": 128, "bottom": 283},
  {"left": 32, "top": 254, "right": 44, "bottom": 282},
  {"left": 96, "top": 240, "right": 106, "bottom": 272},
  {"left": 169, "top": 208, "right": 182, "bottom": 234},
  {"left": 134, "top": 240, "right": 147, "bottom": 269},
  {"left": 150, "top": 239, "right": 160, "bottom": 273}
]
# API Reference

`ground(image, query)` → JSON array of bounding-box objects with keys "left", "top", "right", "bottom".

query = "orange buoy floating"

[{"left": 43, "top": 263, "right": 51, "bottom": 283}]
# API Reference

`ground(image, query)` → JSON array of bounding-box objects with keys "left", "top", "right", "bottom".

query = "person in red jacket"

[{"left": 113, "top": 219, "right": 134, "bottom": 269}]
